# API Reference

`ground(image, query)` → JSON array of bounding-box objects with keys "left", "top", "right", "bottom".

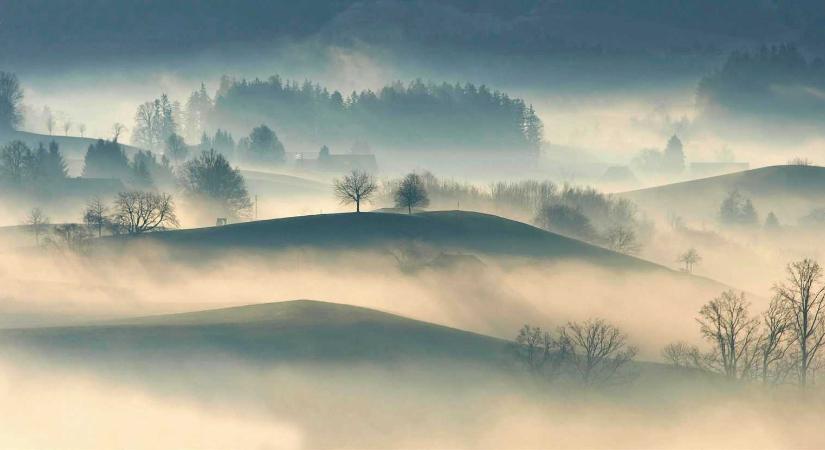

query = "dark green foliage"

[
  {"left": 240, "top": 124, "right": 285, "bottom": 164},
  {"left": 394, "top": 173, "right": 430, "bottom": 214},
  {"left": 0, "top": 140, "right": 67, "bottom": 190},
  {"left": 535, "top": 203, "right": 596, "bottom": 241},
  {"left": 130, "top": 150, "right": 175, "bottom": 189},
  {"left": 180, "top": 149, "right": 252, "bottom": 220},
  {"left": 211, "top": 76, "right": 542, "bottom": 152},
  {"left": 698, "top": 44, "right": 825, "bottom": 120},
  {"left": 212, "top": 129, "right": 235, "bottom": 159},
  {"left": 82, "top": 139, "right": 130, "bottom": 179},
  {"left": 0, "top": 71, "right": 23, "bottom": 132},
  {"left": 719, "top": 190, "right": 758, "bottom": 225}
]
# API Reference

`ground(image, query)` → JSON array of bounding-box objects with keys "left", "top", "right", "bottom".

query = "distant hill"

[
  {"left": 621, "top": 165, "right": 825, "bottom": 223},
  {"left": 107, "top": 210, "right": 667, "bottom": 271},
  {"left": 4, "top": 131, "right": 144, "bottom": 158},
  {"left": 0, "top": 300, "right": 510, "bottom": 363},
  {"left": 239, "top": 170, "right": 329, "bottom": 197}
]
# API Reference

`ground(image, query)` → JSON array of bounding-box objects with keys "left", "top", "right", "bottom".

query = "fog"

[{"left": 3, "top": 3, "right": 825, "bottom": 447}]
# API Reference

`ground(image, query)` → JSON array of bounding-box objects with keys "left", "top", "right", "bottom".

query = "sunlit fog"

[{"left": 2, "top": 1, "right": 825, "bottom": 448}]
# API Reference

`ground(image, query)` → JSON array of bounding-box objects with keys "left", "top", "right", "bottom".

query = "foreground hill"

[
  {"left": 111, "top": 210, "right": 667, "bottom": 272},
  {"left": 0, "top": 300, "right": 508, "bottom": 363},
  {"left": 621, "top": 165, "right": 825, "bottom": 223}
]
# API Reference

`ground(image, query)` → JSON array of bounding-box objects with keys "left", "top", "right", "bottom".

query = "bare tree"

[
  {"left": 561, "top": 319, "right": 637, "bottom": 385},
  {"left": 112, "top": 191, "right": 179, "bottom": 234},
  {"left": 334, "top": 169, "right": 377, "bottom": 213},
  {"left": 774, "top": 258, "right": 825, "bottom": 387},
  {"left": 757, "top": 296, "right": 794, "bottom": 385},
  {"left": 63, "top": 118, "right": 72, "bottom": 136},
  {"left": 394, "top": 173, "right": 430, "bottom": 214},
  {"left": 83, "top": 197, "right": 109, "bottom": 237},
  {"left": 678, "top": 248, "right": 702, "bottom": 273},
  {"left": 24, "top": 208, "right": 50, "bottom": 245},
  {"left": 78, "top": 123, "right": 86, "bottom": 138},
  {"left": 112, "top": 123, "right": 126, "bottom": 141},
  {"left": 605, "top": 225, "right": 641, "bottom": 254},
  {"left": 47, "top": 223, "right": 91, "bottom": 252},
  {"left": 0, "top": 71, "right": 24, "bottom": 132},
  {"left": 662, "top": 341, "right": 702, "bottom": 368},
  {"left": 512, "top": 325, "right": 568, "bottom": 378},
  {"left": 44, "top": 107, "right": 55, "bottom": 135},
  {"left": 696, "top": 290, "right": 760, "bottom": 380}
]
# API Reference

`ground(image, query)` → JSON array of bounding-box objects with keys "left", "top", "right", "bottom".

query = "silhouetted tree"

[
  {"left": 62, "top": 118, "right": 72, "bottom": 136},
  {"left": 133, "top": 94, "right": 177, "bottom": 150},
  {"left": 82, "top": 140, "right": 129, "bottom": 179},
  {"left": 78, "top": 123, "right": 86, "bottom": 138},
  {"left": 394, "top": 173, "right": 429, "bottom": 214},
  {"left": 83, "top": 197, "right": 109, "bottom": 237},
  {"left": 334, "top": 169, "right": 377, "bottom": 213},
  {"left": 560, "top": 319, "right": 637, "bottom": 385},
  {"left": 244, "top": 124, "right": 285, "bottom": 164},
  {"left": 535, "top": 203, "right": 595, "bottom": 241},
  {"left": 112, "top": 123, "right": 126, "bottom": 141},
  {"left": 48, "top": 223, "right": 91, "bottom": 252},
  {"left": 44, "top": 107, "right": 55, "bottom": 135},
  {"left": 757, "top": 297, "right": 794, "bottom": 384},
  {"left": 0, "top": 140, "right": 31, "bottom": 185},
  {"left": 112, "top": 191, "right": 179, "bottom": 234},
  {"left": 605, "top": 225, "right": 640, "bottom": 254},
  {"left": 765, "top": 212, "right": 780, "bottom": 230},
  {"left": 774, "top": 258, "right": 825, "bottom": 387},
  {"left": 184, "top": 83, "right": 212, "bottom": 141},
  {"left": 662, "top": 135, "right": 686, "bottom": 173},
  {"left": 678, "top": 248, "right": 701, "bottom": 273},
  {"left": 0, "top": 71, "right": 24, "bottom": 132},
  {"left": 212, "top": 129, "right": 234, "bottom": 159},
  {"left": 165, "top": 133, "right": 188, "bottom": 165},
  {"left": 513, "top": 325, "right": 567, "bottom": 378},
  {"left": 697, "top": 290, "right": 760, "bottom": 380},
  {"left": 180, "top": 149, "right": 252, "bottom": 220},
  {"left": 720, "top": 190, "right": 758, "bottom": 225},
  {"left": 25, "top": 207, "right": 49, "bottom": 245}
]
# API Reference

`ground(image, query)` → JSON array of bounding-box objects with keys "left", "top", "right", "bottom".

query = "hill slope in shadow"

[
  {"left": 621, "top": 165, "right": 825, "bottom": 222},
  {"left": 112, "top": 210, "right": 664, "bottom": 272},
  {"left": 0, "top": 300, "right": 509, "bottom": 364}
]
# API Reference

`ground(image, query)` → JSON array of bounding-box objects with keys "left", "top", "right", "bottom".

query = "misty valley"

[{"left": 2, "top": 1, "right": 825, "bottom": 449}]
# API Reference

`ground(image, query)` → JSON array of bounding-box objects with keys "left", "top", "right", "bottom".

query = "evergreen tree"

[
  {"left": 82, "top": 139, "right": 130, "bottom": 179},
  {"left": 662, "top": 135, "right": 686, "bottom": 173}
]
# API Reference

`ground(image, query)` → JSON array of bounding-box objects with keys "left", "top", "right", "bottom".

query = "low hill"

[
  {"left": 110, "top": 210, "right": 664, "bottom": 272},
  {"left": 0, "top": 300, "right": 509, "bottom": 363},
  {"left": 4, "top": 131, "right": 144, "bottom": 158},
  {"left": 239, "top": 170, "right": 329, "bottom": 197},
  {"left": 621, "top": 165, "right": 825, "bottom": 223}
]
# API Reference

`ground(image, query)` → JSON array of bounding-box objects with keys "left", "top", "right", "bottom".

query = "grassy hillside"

[
  {"left": 0, "top": 300, "right": 509, "bottom": 363},
  {"left": 621, "top": 165, "right": 825, "bottom": 223},
  {"left": 111, "top": 210, "right": 665, "bottom": 271},
  {"left": 239, "top": 170, "right": 329, "bottom": 197}
]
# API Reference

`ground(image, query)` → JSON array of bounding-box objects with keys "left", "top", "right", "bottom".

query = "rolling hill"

[
  {"left": 621, "top": 165, "right": 825, "bottom": 223},
  {"left": 0, "top": 300, "right": 509, "bottom": 363},
  {"left": 108, "top": 210, "right": 666, "bottom": 272}
]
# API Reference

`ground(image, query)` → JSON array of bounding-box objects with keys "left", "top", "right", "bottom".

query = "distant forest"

[
  {"left": 200, "top": 76, "right": 543, "bottom": 153},
  {"left": 697, "top": 44, "right": 825, "bottom": 120},
  {"left": 2, "top": 0, "right": 823, "bottom": 62}
]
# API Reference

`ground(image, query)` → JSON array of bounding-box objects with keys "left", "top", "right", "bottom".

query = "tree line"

[
  {"left": 664, "top": 258, "right": 825, "bottom": 388},
  {"left": 193, "top": 75, "right": 543, "bottom": 154}
]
